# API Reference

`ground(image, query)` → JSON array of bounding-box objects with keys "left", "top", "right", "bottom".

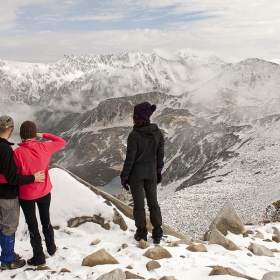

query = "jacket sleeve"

[
  {"left": 1, "top": 145, "right": 34, "bottom": 185},
  {"left": 156, "top": 130, "right": 164, "bottom": 169},
  {"left": 41, "top": 133, "right": 66, "bottom": 154},
  {"left": 121, "top": 132, "right": 138, "bottom": 177}
]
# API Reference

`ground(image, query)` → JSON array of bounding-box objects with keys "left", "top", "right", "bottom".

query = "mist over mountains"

[{"left": 1, "top": 50, "right": 280, "bottom": 204}]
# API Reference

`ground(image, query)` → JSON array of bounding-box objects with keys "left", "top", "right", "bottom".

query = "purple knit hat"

[{"left": 133, "top": 102, "right": 157, "bottom": 121}]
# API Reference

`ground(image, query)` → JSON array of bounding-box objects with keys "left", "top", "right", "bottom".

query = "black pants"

[
  {"left": 129, "top": 175, "right": 158, "bottom": 210},
  {"left": 19, "top": 193, "right": 51, "bottom": 238}
]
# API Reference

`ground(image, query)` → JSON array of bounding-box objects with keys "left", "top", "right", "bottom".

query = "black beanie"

[
  {"left": 133, "top": 102, "right": 157, "bottom": 121},
  {"left": 20, "top": 121, "right": 37, "bottom": 139}
]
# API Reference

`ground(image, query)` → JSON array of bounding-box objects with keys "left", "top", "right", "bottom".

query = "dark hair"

[{"left": 134, "top": 119, "right": 147, "bottom": 128}]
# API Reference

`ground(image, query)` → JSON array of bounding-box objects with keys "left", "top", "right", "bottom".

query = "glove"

[
  {"left": 156, "top": 168, "right": 162, "bottom": 184},
  {"left": 120, "top": 175, "right": 129, "bottom": 191}
]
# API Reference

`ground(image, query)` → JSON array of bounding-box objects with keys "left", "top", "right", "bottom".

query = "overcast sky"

[{"left": 0, "top": 0, "right": 279, "bottom": 64}]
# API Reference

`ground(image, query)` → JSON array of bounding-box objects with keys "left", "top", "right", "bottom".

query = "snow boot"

[
  {"left": 43, "top": 225, "right": 56, "bottom": 256},
  {"left": 133, "top": 209, "right": 148, "bottom": 241},
  {"left": 27, "top": 235, "right": 45, "bottom": 266},
  {"left": 149, "top": 205, "right": 163, "bottom": 244}
]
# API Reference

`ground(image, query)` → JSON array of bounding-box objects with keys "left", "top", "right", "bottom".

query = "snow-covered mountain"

[
  {"left": 0, "top": 50, "right": 229, "bottom": 111},
  {"left": 1, "top": 52, "right": 280, "bottom": 229}
]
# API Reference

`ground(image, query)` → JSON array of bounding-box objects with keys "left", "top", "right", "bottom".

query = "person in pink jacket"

[{"left": 13, "top": 121, "right": 66, "bottom": 266}]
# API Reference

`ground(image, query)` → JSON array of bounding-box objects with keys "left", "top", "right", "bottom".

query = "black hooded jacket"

[
  {"left": 0, "top": 137, "right": 34, "bottom": 199},
  {"left": 121, "top": 122, "right": 164, "bottom": 177}
]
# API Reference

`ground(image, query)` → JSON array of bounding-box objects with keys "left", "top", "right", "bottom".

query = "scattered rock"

[
  {"left": 143, "top": 246, "right": 172, "bottom": 260},
  {"left": 209, "top": 226, "right": 240, "bottom": 251},
  {"left": 96, "top": 268, "right": 126, "bottom": 280},
  {"left": 126, "top": 265, "right": 133, "bottom": 269},
  {"left": 209, "top": 200, "right": 246, "bottom": 235},
  {"left": 254, "top": 232, "right": 264, "bottom": 239},
  {"left": 125, "top": 271, "right": 145, "bottom": 279},
  {"left": 91, "top": 239, "right": 101, "bottom": 246},
  {"left": 186, "top": 244, "right": 207, "bottom": 252},
  {"left": 176, "top": 237, "right": 193, "bottom": 245},
  {"left": 159, "top": 276, "right": 177, "bottom": 280},
  {"left": 167, "top": 241, "right": 179, "bottom": 247},
  {"left": 113, "top": 208, "right": 127, "bottom": 231},
  {"left": 82, "top": 248, "right": 119, "bottom": 267},
  {"left": 271, "top": 249, "right": 280, "bottom": 253},
  {"left": 37, "top": 265, "right": 51, "bottom": 271},
  {"left": 208, "top": 265, "right": 257, "bottom": 280},
  {"left": 248, "top": 243, "right": 275, "bottom": 257},
  {"left": 92, "top": 214, "right": 110, "bottom": 230},
  {"left": 137, "top": 239, "right": 150, "bottom": 249},
  {"left": 122, "top": 243, "right": 128, "bottom": 249},
  {"left": 272, "top": 227, "right": 280, "bottom": 235},
  {"left": 146, "top": 260, "right": 161, "bottom": 271},
  {"left": 262, "top": 271, "right": 280, "bottom": 280},
  {"left": 60, "top": 268, "right": 71, "bottom": 273},
  {"left": 272, "top": 234, "right": 280, "bottom": 243}
]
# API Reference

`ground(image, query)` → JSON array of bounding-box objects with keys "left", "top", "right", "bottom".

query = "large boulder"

[{"left": 209, "top": 200, "right": 246, "bottom": 235}]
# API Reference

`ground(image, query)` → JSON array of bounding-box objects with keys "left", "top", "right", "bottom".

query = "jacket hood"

[{"left": 134, "top": 123, "right": 160, "bottom": 137}]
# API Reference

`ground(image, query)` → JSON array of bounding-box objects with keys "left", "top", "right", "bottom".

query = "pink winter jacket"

[{"left": 14, "top": 133, "right": 66, "bottom": 200}]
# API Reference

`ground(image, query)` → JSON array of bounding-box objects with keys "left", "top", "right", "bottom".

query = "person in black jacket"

[
  {"left": 120, "top": 102, "right": 164, "bottom": 244},
  {"left": 0, "top": 115, "right": 45, "bottom": 270}
]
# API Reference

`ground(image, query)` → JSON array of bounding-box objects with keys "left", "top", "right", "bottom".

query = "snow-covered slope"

[{"left": 1, "top": 167, "right": 280, "bottom": 280}]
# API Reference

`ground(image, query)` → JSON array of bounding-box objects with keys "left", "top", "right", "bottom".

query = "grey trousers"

[{"left": 0, "top": 198, "right": 20, "bottom": 236}]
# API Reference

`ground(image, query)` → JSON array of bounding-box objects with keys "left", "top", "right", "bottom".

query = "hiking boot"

[
  {"left": 27, "top": 258, "right": 46, "bottom": 266},
  {"left": 153, "top": 237, "right": 161, "bottom": 244},
  {"left": 0, "top": 258, "right": 26, "bottom": 270},
  {"left": 134, "top": 232, "right": 147, "bottom": 242},
  {"left": 14, "top": 252, "right": 21, "bottom": 261}
]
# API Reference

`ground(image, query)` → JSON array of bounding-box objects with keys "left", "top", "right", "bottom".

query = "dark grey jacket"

[
  {"left": 121, "top": 122, "right": 164, "bottom": 177},
  {"left": 0, "top": 137, "right": 34, "bottom": 199}
]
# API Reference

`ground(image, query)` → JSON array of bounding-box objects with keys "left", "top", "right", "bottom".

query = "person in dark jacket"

[
  {"left": 120, "top": 102, "right": 164, "bottom": 244},
  {"left": 0, "top": 116, "right": 45, "bottom": 270}
]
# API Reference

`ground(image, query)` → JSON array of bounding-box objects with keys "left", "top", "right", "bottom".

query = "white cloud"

[{"left": 0, "top": 0, "right": 279, "bottom": 63}]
